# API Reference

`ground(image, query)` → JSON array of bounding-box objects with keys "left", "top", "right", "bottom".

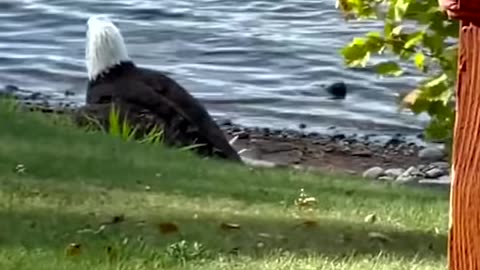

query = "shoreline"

[{"left": 2, "top": 84, "right": 451, "bottom": 188}]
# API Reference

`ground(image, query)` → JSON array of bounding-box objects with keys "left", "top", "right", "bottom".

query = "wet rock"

[
  {"left": 418, "top": 147, "right": 444, "bottom": 161},
  {"left": 307, "top": 132, "right": 320, "bottom": 139},
  {"left": 385, "top": 137, "right": 402, "bottom": 146},
  {"left": 29, "top": 92, "right": 43, "bottom": 100},
  {"left": 325, "top": 81, "right": 347, "bottom": 99},
  {"left": 64, "top": 90, "right": 75, "bottom": 96},
  {"left": 425, "top": 167, "right": 445, "bottom": 179},
  {"left": 4, "top": 84, "right": 19, "bottom": 92},
  {"left": 233, "top": 131, "right": 249, "bottom": 139},
  {"left": 363, "top": 167, "right": 384, "bottom": 179},
  {"left": 218, "top": 119, "right": 233, "bottom": 126},
  {"left": 384, "top": 168, "right": 405, "bottom": 178},
  {"left": 332, "top": 133, "right": 346, "bottom": 140},
  {"left": 261, "top": 128, "right": 271, "bottom": 135}
]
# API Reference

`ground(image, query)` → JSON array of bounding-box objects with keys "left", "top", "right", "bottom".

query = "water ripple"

[{"left": 0, "top": 0, "right": 428, "bottom": 135}]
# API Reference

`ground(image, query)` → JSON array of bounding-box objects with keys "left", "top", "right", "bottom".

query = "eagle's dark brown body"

[{"left": 82, "top": 61, "right": 241, "bottom": 162}]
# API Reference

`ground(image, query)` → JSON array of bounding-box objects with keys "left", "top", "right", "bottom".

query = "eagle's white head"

[{"left": 85, "top": 15, "right": 130, "bottom": 81}]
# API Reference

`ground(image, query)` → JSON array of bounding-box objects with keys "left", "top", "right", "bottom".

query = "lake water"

[{"left": 0, "top": 0, "right": 429, "bottom": 136}]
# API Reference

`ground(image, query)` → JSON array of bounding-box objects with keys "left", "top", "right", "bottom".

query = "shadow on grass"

[
  {"left": 0, "top": 144, "right": 449, "bottom": 210},
  {"left": 0, "top": 207, "right": 447, "bottom": 262}
]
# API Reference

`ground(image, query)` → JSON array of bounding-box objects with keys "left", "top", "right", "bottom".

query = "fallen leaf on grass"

[
  {"left": 298, "top": 197, "right": 317, "bottom": 206},
  {"left": 14, "top": 164, "right": 26, "bottom": 174},
  {"left": 364, "top": 213, "right": 377, "bottom": 224},
  {"left": 296, "top": 220, "right": 318, "bottom": 228},
  {"left": 220, "top": 222, "right": 241, "bottom": 230},
  {"left": 368, "top": 232, "right": 392, "bottom": 243},
  {"left": 256, "top": 241, "right": 265, "bottom": 249},
  {"left": 77, "top": 224, "right": 106, "bottom": 235},
  {"left": 257, "top": 233, "right": 272, "bottom": 239},
  {"left": 65, "top": 243, "right": 82, "bottom": 257},
  {"left": 158, "top": 222, "right": 179, "bottom": 234}
]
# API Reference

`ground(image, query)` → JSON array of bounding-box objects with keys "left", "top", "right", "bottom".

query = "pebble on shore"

[{"left": 362, "top": 161, "right": 451, "bottom": 187}]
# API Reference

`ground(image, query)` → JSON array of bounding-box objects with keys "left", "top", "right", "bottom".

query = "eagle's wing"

[{"left": 118, "top": 71, "right": 242, "bottom": 162}]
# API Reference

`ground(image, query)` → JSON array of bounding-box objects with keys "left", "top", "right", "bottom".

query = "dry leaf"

[
  {"left": 65, "top": 243, "right": 82, "bottom": 257},
  {"left": 297, "top": 197, "right": 317, "bottom": 207},
  {"left": 14, "top": 164, "right": 26, "bottom": 174},
  {"left": 157, "top": 222, "right": 179, "bottom": 234},
  {"left": 368, "top": 232, "right": 392, "bottom": 243},
  {"left": 220, "top": 222, "right": 241, "bottom": 230},
  {"left": 301, "top": 220, "right": 318, "bottom": 228},
  {"left": 257, "top": 233, "right": 272, "bottom": 239},
  {"left": 364, "top": 213, "right": 377, "bottom": 224},
  {"left": 95, "top": 225, "right": 107, "bottom": 234},
  {"left": 398, "top": 89, "right": 421, "bottom": 110}
]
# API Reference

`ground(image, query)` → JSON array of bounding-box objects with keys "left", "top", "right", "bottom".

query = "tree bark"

[{"left": 448, "top": 20, "right": 480, "bottom": 270}]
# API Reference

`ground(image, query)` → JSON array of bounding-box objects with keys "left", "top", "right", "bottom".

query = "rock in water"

[
  {"left": 81, "top": 15, "right": 241, "bottom": 162},
  {"left": 362, "top": 167, "right": 384, "bottom": 179},
  {"left": 325, "top": 82, "right": 347, "bottom": 99}
]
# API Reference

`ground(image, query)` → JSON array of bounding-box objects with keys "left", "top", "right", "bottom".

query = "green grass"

[{"left": 0, "top": 105, "right": 449, "bottom": 269}]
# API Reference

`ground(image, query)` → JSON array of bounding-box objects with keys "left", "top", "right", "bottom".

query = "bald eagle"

[{"left": 83, "top": 15, "right": 241, "bottom": 162}]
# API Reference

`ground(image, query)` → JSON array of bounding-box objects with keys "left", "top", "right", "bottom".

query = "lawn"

[{"left": 0, "top": 104, "right": 449, "bottom": 269}]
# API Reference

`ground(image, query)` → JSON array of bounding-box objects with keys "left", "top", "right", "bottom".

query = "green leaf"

[
  {"left": 414, "top": 52, "right": 426, "bottom": 72},
  {"left": 404, "top": 31, "right": 424, "bottom": 49},
  {"left": 393, "top": 0, "right": 411, "bottom": 21},
  {"left": 384, "top": 20, "right": 394, "bottom": 37},
  {"left": 341, "top": 38, "right": 371, "bottom": 67},
  {"left": 365, "top": 32, "right": 385, "bottom": 52},
  {"left": 108, "top": 105, "right": 121, "bottom": 137},
  {"left": 425, "top": 116, "right": 454, "bottom": 141},
  {"left": 373, "top": 61, "right": 403, "bottom": 76},
  {"left": 391, "top": 25, "right": 403, "bottom": 37},
  {"left": 409, "top": 96, "right": 430, "bottom": 114},
  {"left": 425, "top": 73, "right": 448, "bottom": 89},
  {"left": 423, "top": 33, "right": 444, "bottom": 56}
]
